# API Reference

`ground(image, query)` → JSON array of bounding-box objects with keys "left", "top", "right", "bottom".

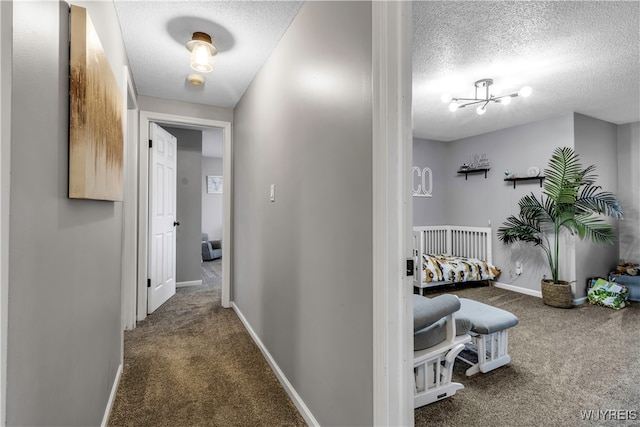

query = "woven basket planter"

[{"left": 541, "top": 279, "right": 573, "bottom": 308}]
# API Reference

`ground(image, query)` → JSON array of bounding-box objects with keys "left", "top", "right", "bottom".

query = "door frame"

[
  {"left": 136, "top": 111, "right": 232, "bottom": 321},
  {"left": 121, "top": 66, "right": 138, "bottom": 332},
  {"left": 371, "top": 2, "right": 413, "bottom": 426},
  {"left": 0, "top": 1, "right": 12, "bottom": 424}
]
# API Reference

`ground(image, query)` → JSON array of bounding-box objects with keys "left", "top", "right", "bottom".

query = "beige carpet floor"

[
  {"left": 108, "top": 260, "right": 306, "bottom": 427},
  {"left": 109, "top": 266, "right": 639, "bottom": 427},
  {"left": 415, "top": 283, "right": 640, "bottom": 427}
]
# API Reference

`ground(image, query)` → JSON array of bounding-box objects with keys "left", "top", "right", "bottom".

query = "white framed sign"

[{"left": 206, "top": 175, "right": 223, "bottom": 194}]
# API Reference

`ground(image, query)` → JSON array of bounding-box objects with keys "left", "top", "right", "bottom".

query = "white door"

[{"left": 148, "top": 123, "right": 177, "bottom": 313}]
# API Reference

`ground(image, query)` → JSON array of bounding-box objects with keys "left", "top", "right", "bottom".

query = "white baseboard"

[
  {"left": 493, "top": 282, "right": 587, "bottom": 306},
  {"left": 573, "top": 296, "right": 587, "bottom": 305},
  {"left": 101, "top": 363, "right": 122, "bottom": 427},
  {"left": 231, "top": 302, "right": 319, "bottom": 427},
  {"left": 492, "top": 281, "right": 542, "bottom": 298},
  {"left": 177, "top": 280, "right": 202, "bottom": 288}
]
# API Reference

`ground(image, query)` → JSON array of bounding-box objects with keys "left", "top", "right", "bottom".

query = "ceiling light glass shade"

[
  {"left": 500, "top": 96, "right": 512, "bottom": 105},
  {"left": 186, "top": 32, "right": 217, "bottom": 73},
  {"left": 518, "top": 86, "right": 532, "bottom": 97},
  {"left": 441, "top": 93, "right": 452, "bottom": 103},
  {"left": 476, "top": 105, "right": 487, "bottom": 115},
  {"left": 448, "top": 102, "right": 459, "bottom": 112},
  {"left": 190, "top": 44, "right": 213, "bottom": 72}
]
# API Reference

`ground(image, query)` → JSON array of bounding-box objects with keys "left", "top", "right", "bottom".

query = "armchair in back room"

[{"left": 202, "top": 233, "right": 222, "bottom": 261}]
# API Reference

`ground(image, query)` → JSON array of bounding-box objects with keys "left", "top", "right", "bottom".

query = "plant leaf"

[
  {"left": 576, "top": 185, "right": 623, "bottom": 219},
  {"left": 497, "top": 213, "right": 543, "bottom": 245},
  {"left": 572, "top": 213, "right": 616, "bottom": 244},
  {"left": 543, "top": 147, "right": 582, "bottom": 204}
]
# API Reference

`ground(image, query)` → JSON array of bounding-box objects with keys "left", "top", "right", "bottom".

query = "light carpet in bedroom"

[
  {"left": 108, "top": 260, "right": 305, "bottom": 427},
  {"left": 415, "top": 284, "right": 640, "bottom": 427}
]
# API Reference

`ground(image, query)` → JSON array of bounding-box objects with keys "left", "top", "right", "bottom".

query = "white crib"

[{"left": 413, "top": 225, "right": 494, "bottom": 293}]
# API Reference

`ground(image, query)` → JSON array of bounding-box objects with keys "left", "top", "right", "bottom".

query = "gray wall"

[
  {"left": 8, "top": 1, "right": 127, "bottom": 425},
  {"left": 617, "top": 121, "right": 640, "bottom": 262},
  {"left": 416, "top": 113, "right": 631, "bottom": 298},
  {"left": 202, "top": 157, "right": 223, "bottom": 241},
  {"left": 163, "top": 127, "right": 203, "bottom": 284},
  {"left": 413, "top": 137, "right": 447, "bottom": 226},
  {"left": 439, "top": 114, "right": 576, "bottom": 293},
  {"left": 232, "top": 2, "right": 373, "bottom": 425},
  {"left": 574, "top": 114, "right": 620, "bottom": 297}
]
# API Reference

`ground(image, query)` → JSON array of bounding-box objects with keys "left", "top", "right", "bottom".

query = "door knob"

[{"left": 173, "top": 221, "right": 181, "bottom": 227}]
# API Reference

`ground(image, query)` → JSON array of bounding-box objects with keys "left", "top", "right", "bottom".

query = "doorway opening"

[
  {"left": 128, "top": 111, "right": 232, "bottom": 324},
  {"left": 153, "top": 124, "right": 224, "bottom": 300}
]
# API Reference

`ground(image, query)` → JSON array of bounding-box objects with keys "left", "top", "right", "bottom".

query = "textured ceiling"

[
  {"left": 113, "top": 1, "right": 303, "bottom": 108},
  {"left": 114, "top": 1, "right": 639, "bottom": 142},
  {"left": 413, "top": 1, "right": 640, "bottom": 141}
]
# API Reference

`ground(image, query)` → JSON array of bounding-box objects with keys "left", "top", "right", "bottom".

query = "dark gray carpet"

[
  {"left": 108, "top": 260, "right": 306, "bottom": 427},
  {"left": 415, "top": 284, "right": 640, "bottom": 427}
]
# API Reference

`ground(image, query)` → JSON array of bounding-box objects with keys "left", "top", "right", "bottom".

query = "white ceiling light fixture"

[
  {"left": 186, "top": 32, "right": 217, "bottom": 73},
  {"left": 443, "top": 78, "right": 532, "bottom": 115},
  {"left": 187, "top": 73, "right": 205, "bottom": 86}
]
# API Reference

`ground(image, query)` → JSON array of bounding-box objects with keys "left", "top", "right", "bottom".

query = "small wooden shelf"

[
  {"left": 457, "top": 167, "right": 490, "bottom": 180},
  {"left": 504, "top": 176, "right": 545, "bottom": 189}
]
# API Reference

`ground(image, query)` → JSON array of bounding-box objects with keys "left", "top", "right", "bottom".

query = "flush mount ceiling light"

[
  {"left": 187, "top": 73, "right": 205, "bottom": 86},
  {"left": 443, "top": 79, "right": 532, "bottom": 115},
  {"left": 186, "top": 32, "right": 217, "bottom": 73}
]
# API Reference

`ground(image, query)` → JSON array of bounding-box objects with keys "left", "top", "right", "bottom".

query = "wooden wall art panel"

[{"left": 69, "top": 5, "right": 124, "bottom": 201}]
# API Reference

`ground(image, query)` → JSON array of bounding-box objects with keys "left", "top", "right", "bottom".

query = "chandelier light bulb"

[
  {"left": 445, "top": 78, "right": 531, "bottom": 115},
  {"left": 518, "top": 86, "right": 532, "bottom": 98},
  {"left": 441, "top": 93, "right": 452, "bottom": 103}
]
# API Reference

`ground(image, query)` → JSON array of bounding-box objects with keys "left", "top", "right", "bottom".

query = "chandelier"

[{"left": 442, "top": 78, "right": 532, "bottom": 115}]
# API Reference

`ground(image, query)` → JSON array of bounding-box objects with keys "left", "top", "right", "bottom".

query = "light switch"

[{"left": 270, "top": 184, "right": 275, "bottom": 202}]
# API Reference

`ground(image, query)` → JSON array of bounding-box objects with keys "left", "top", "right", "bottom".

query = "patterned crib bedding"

[{"left": 422, "top": 254, "right": 501, "bottom": 284}]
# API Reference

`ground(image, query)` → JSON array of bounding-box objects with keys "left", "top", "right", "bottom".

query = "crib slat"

[{"left": 413, "top": 225, "right": 493, "bottom": 262}]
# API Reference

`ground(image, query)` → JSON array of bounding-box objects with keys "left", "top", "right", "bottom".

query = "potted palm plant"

[{"left": 497, "top": 146, "right": 623, "bottom": 308}]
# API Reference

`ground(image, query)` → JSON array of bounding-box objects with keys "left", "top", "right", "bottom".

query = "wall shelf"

[
  {"left": 504, "top": 176, "right": 545, "bottom": 189},
  {"left": 457, "top": 167, "right": 490, "bottom": 180}
]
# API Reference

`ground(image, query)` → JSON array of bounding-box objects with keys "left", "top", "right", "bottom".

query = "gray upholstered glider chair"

[{"left": 413, "top": 294, "right": 471, "bottom": 408}]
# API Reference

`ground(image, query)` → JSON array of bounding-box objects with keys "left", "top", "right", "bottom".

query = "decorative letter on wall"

[
  {"left": 412, "top": 166, "right": 432, "bottom": 197},
  {"left": 69, "top": 5, "right": 124, "bottom": 201}
]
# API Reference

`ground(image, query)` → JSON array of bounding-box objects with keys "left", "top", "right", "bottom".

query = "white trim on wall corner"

[
  {"left": 231, "top": 302, "right": 320, "bottom": 427},
  {"left": 372, "top": 2, "right": 414, "bottom": 426},
  {"left": 176, "top": 280, "right": 202, "bottom": 288},
  {"left": 0, "top": 2, "right": 12, "bottom": 424},
  {"left": 121, "top": 65, "right": 138, "bottom": 335},
  {"left": 493, "top": 281, "right": 542, "bottom": 298},
  {"left": 493, "top": 282, "right": 588, "bottom": 306},
  {"left": 573, "top": 297, "right": 587, "bottom": 305},
  {"left": 100, "top": 363, "right": 122, "bottom": 427}
]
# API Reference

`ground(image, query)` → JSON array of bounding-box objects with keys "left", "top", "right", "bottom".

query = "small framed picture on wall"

[{"left": 207, "top": 176, "right": 223, "bottom": 194}]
